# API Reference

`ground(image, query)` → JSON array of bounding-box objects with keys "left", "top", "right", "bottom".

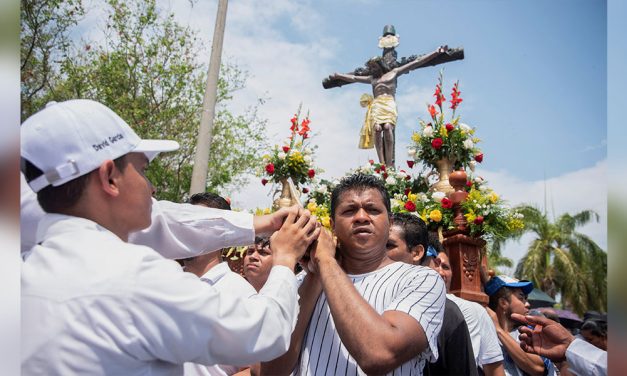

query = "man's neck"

[
  {"left": 184, "top": 252, "right": 222, "bottom": 278},
  {"left": 339, "top": 246, "right": 394, "bottom": 275}
]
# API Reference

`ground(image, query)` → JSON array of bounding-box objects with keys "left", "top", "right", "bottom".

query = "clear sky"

[{"left": 79, "top": 0, "right": 608, "bottom": 272}]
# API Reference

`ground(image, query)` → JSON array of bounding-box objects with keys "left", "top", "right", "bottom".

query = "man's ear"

[
  {"left": 96, "top": 160, "right": 121, "bottom": 197},
  {"left": 411, "top": 244, "right": 425, "bottom": 265}
]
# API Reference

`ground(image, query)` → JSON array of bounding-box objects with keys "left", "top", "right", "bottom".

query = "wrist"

[{"left": 272, "top": 253, "right": 298, "bottom": 269}]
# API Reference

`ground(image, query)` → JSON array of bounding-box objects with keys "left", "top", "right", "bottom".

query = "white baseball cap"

[{"left": 21, "top": 99, "right": 179, "bottom": 193}]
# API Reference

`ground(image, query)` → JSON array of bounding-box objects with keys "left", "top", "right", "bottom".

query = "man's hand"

[
  {"left": 311, "top": 228, "right": 336, "bottom": 269},
  {"left": 486, "top": 307, "right": 501, "bottom": 330},
  {"left": 253, "top": 205, "right": 300, "bottom": 235},
  {"left": 511, "top": 313, "right": 575, "bottom": 362},
  {"left": 270, "top": 208, "right": 321, "bottom": 269}
]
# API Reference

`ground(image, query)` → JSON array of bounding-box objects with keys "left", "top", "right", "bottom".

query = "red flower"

[
  {"left": 428, "top": 105, "right": 438, "bottom": 119},
  {"left": 466, "top": 180, "right": 472, "bottom": 188},
  {"left": 261, "top": 178, "right": 268, "bottom": 186},
  {"left": 265, "top": 163, "right": 275, "bottom": 174},
  {"left": 474, "top": 153, "right": 484, "bottom": 163},
  {"left": 431, "top": 138, "right": 443, "bottom": 149},
  {"left": 450, "top": 82, "right": 463, "bottom": 110},
  {"left": 404, "top": 201, "right": 416, "bottom": 212},
  {"left": 290, "top": 115, "right": 298, "bottom": 132},
  {"left": 407, "top": 160, "right": 415, "bottom": 168},
  {"left": 404, "top": 188, "right": 411, "bottom": 196},
  {"left": 298, "top": 118, "right": 310, "bottom": 137},
  {"left": 382, "top": 172, "right": 388, "bottom": 180},
  {"left": 445, "top": 123, "right": 454, "bottom": 132},
  {"left": 434, "top": 84, "right": 446, "bottom": 107},
  {"left": 302, "top": 188, "right": 309, "bottom": 193},
  {"left": 369, "top": 159, "right": 375, "bottom": 165},
  {"left": 308, "top": 169, "right": 315, "bottom": 178},
  {"left": 441, "top": 197, "right": 453, "bottom": 209},
  {"left": 474, "top": 216, "right": 484, "bottom": 225},
  {"left": 380, "top": 164, "right": 386, "bottom": 171},
  {"left": 405, "top": 174, "right": 411, "bottom": 181},
  {"left": 374, "top": 168, "right": 380, "bottom": 174},
  {"left": 282, "top": 146, "right": 290, "bottom": 153}
]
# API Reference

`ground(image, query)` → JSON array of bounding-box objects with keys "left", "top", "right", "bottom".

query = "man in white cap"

[{"left": 21, "top": 99, "right": 320, "bottom": 375}]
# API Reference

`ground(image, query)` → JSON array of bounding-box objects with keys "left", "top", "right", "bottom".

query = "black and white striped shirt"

[{"left": 296, "top": 262, "right": 446, "bottom": 376}]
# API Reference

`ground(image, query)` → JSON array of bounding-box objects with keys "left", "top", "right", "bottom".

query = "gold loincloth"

[{"left": 359, "top": 94, "right": 397, "bottom": 149}]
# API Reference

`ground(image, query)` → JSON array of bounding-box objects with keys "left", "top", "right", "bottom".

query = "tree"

[
  {"left": 20, "top": 0, "right": 84, "bottom": 120},
  {"left": 511, "top": 205, "right": 606, "bottom": 315},
  {"left": 21, "top": 0, "right": 267, "bottom": 202}
]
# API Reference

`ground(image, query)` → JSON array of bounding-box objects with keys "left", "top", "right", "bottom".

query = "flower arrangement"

[
  {"left": 409, "top": 71, "right": 484, "bottom": 171},
  {"left": 392, "top": 174, "right": 524, "bottom": 240},
  {"left": 259, "top": 106, "right": 320, "bottom": 190}
]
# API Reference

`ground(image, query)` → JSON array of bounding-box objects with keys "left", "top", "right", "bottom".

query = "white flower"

[
  {"left": 361, "top": 163, "right": 373, "bottom": 172},
  {"left": 378, "top": 34, "right": 400, "bottom": 49},
  {"left": 391, "top": 199, "right": 403, "bottom": 210},
  {"left": 283, "top": 138, "right": 291, "bottom": 146},
  {"left": 278, "top": 152, "right": 286, "bottom": 160},
  {"left": 423, "top": 126, "right": 434, "bottom": 138},
  {"left": 304, "top": 155, "right": 313, "bottom": 164},
  {"left": 385, "top": 176, "right": 396, "bottom": 185},
  {"left": 474, "top": 176, "right": 484, "bottom": 184},
  {"left": 396, "top": 170, "right": 408, "bottom": 180},
  {"left": 463, "top": 139, "right": 474, "bottom": 149},
  {"left": 479, "top": 185, "right": 489, "bottom": 192},
  {"left": 316, "top": 185, "right": 328, "bottom": 194},
  {"left": 459, "top": 123, "right": 472, "bottom": 133},
  {"left": 419, "top": 193, "right": 429, "bottom": 202},
  {"left": 469, "top": 160, "right": 476, "bottom": 172},
  {"left": 332, "top": 179, "right": 340, "bottom": 186},
  {"left": 407, "top": 148, "right": 416, "bottom": 157},
  {"left": 432, "top": 191, "right": 446, "bottom": 202}
]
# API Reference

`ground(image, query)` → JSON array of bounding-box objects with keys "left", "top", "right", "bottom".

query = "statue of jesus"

[{"left": 323, "top": 25, "right": 464, "bottom": 167}]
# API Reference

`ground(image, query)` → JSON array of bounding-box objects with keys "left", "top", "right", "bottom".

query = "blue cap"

[
  {"left": 425, "top": 245, "right": 438, "bottom": 258},
  {"left": 485, "top": 275, "right": 533, "bottom": 296}
]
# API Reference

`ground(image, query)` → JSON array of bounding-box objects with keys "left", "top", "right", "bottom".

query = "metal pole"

[{"left": 189, "top": 0, "right": 228, "bottom": 194}]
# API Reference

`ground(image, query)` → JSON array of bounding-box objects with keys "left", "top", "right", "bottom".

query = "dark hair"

[
  {"left": 488, "top": 284, "right": 512, "bottom": 311},
  {"left": 581, "top": 320, "right": 607, "bottom": 338},
  {"left": 22, "top": 156, "right": 128, "bottom": 214},
  {"left": 427, "top": 232, "right": 448, "bottom": 256},
  {"left": 188, "top": 192, "right": 231, "bottom": 210},
  {"left": 330, "top": 173, "right": 390, "bottom": 219},
  {"left": 391, "top": 213, "right": 428, "bottom": 262}
]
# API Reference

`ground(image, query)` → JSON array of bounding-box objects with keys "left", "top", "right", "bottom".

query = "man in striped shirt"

[{"left": 263, "top": 174, "right": 446, "bottom": 375}]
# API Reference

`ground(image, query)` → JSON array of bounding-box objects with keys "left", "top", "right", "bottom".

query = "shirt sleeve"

[
  {"left": 387, "top": 268, "right": 446, "bottom": 362},
  {"left": 125, "top": 252, "right": 299, "bottom": 366},
  {"left": 566, "top": 338, "right": 607, "bottom": 376},
  {"left": 476, "top": 304, "right": 504, "bottom": 365},
  {"left": 128, "top": 198, "right": 255, "bottom": 259}
]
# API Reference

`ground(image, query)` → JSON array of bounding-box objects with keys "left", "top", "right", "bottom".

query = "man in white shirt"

[
  {"left": 263, "top": 174, "right": 446, "bottom": 375},
  {"left": 431, "top": 238, "right": 505, "bottom": 376},
  {"left": 21, "top": 99, "right": 320, "bottom": 375},
  {"left": 181, "top": 192, "right": 258, "bottom": 376}
]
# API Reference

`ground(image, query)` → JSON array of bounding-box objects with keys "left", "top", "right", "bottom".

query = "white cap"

[{"left": 21, "top": 99, "right": 179, "bottom": 193}]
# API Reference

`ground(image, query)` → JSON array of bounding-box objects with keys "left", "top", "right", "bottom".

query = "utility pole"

[{"left": 189, "top": 0, "right": 228, "bottom": 195}]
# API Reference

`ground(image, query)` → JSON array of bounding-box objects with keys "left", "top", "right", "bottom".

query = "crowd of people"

[{"left": 20, "top": 100, "right": 607, "bottom": 375}]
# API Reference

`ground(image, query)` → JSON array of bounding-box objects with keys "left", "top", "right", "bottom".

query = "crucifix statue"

[{"left": 323, "top": 25, "right": 464, "bottom": 167}]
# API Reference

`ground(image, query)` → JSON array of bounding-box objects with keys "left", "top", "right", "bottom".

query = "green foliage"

[
  {"left": 511, "top": 205, "right": 606, "bottom": 315},
  {"left": 21, "top": 0, "right": 267, "bottom": 201}
]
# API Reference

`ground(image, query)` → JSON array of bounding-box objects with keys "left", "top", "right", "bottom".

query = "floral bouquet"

[
  {"left": 259, "top": 106, "right": 320, "bottom": 191},
  {"left": 409, "top": 71, "right": 484, "bottom": 172}
]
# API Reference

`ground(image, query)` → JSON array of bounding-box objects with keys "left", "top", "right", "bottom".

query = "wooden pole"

[{"left": 189, "top": 0, "right": 228, "bottom": 194}]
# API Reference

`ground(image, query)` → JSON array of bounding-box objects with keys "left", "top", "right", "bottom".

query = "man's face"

[
  {"left": 435, "top": 252, "right": 452, "bottom": 292},
  {"left": 116, "top": 152, "right": 154, "bottom": 233},
  {"left": 505, "top": 288, "right": 530, "bottom": 317},
  {"left": 243, "top": 242, "right": 273, "bottom": 291},
  {"left": 332, "top": 188, "right": 390, "bottom": 256},
  {"left": 386, "top": 225, "right": 415, "bottom": 265}
]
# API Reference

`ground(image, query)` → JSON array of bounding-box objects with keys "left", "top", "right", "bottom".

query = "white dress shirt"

[
  {"left": 184, "top": 262, "right": 258, "bottom": 376},
  {"left": 22, "top": 214, "right": 298, "bottom": 375},
  {"left": 566, "top": 338, "right": 607, "bottom": 376},
  {"left": 21, "top": 173, "right": 255, "bottom": 259}
]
